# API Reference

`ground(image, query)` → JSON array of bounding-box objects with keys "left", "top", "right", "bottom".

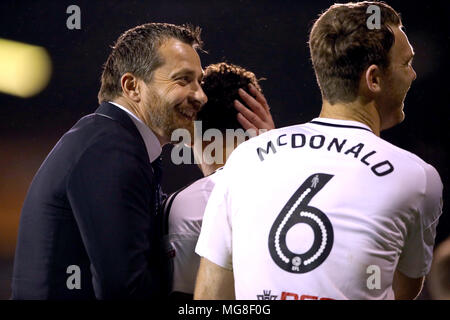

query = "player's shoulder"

[
  {"left": 376, "top": 136, "right": 440, "bottom": 178},
  {"left": 169, "top": 175, "right": 216, "bottom": 215},
  {"left": 221, "top": 124, "right": 307, "bottom": 173},
  {"left": 230, "top": 124, "right": 304, "bottom": 154},
  {"left": 253, "top": 123, "right": 306, "bottom": 141},
  {"left": 178, "top": 174, "right": 217, "bottom": 197},
  {"left": 381, "top": 140, "right": 443, "bottom": 226},
  {"left": 372, "top": 136, "right": 443, "bottom": 205}
]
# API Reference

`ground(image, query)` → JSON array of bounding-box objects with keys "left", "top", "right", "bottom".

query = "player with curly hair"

[{"left": 163, "top": 62, "right": 274, "bottom": 300}]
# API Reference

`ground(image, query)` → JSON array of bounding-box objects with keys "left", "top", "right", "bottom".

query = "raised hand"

[{"left": 234, "top": 83, "right": 275, "bottom": 135}]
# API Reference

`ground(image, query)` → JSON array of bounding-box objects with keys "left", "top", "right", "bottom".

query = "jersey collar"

[{"left": 310, "top": 117, "right": 373, "bottom": 133}]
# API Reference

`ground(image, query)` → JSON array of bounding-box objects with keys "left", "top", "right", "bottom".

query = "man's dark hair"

[
  {"left": 98, "top": 22, "right": 203, "bottom": 103},
  {"left": 197, "top": 62, "right": 262, "bottom": 134},
  {"left": 309, "top": 1, "right": 401, "bottom": 104}
]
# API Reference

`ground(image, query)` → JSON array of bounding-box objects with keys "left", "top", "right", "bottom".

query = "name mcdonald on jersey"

[{"left": 256, "top": 133, "right": 394, "bottom": 177}]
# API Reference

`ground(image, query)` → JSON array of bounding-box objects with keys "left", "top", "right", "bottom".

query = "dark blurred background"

[{"left": 0, "top": 0, "right": 448, "bottom": 299}]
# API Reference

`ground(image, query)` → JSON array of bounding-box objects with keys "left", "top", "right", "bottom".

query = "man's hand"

[{"left": 234, "top": 83, "right": 275, "bottom": 134}]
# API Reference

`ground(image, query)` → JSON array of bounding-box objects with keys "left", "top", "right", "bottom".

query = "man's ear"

[
  {"left": 364, "top": 64, "right": 383, "bottom": 94},
  {"left": 120, "top": 72, "right": 141, "bottom": 102}
]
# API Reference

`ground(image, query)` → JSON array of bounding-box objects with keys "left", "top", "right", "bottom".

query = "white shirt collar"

[
  {"left": 311, "top": 117, "right": 373, "bottom": 132},
  {"left": 108, "top": 101, "right": 162, "bottom": 162}
]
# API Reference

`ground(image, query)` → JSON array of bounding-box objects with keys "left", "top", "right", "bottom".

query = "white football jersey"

[
  {"left": 164, "top": 170, "right": 222, "bottom": 294},
  {"left": 196, "top": 118, "right": 443, "bottom": 300}
]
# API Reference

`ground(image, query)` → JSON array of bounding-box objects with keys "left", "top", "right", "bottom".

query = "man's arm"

[
  {"left": 67, "top": 133, "right": 162, "bottom": 299},
  {"left": 394, "top": 165, "right": 442, "bottom": 300},
  {"left": 393, "top": 269, "right": 424, "bottom": 300},
  {"left": 194, "top": 257, "right": 235, "bottom": 300}
]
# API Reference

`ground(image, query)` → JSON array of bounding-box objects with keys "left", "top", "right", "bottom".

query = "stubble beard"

[
  {"left": 145, "top": 89, "right": 194, "bottom": 143},
  {"left": 380, "top": 72, "right": 408, "bottom": 130}
]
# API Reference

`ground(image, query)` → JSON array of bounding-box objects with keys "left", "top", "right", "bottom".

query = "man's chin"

[
  {"left": 398, "top": 103, "right": 406, "bottom": 123},
  {"left": 382, "top": 111, "right": 405, "bottom": 131}
]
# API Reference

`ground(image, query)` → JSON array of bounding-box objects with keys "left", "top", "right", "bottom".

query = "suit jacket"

[{"left": 12, "top": 102, "right": 169, "bottom": 299}]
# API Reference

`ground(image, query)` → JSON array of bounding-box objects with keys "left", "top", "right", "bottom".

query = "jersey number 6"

[{"left": 268, "top": 173, "right": 334, "bottom": 273}]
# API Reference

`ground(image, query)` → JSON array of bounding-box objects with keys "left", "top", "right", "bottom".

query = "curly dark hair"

[
  {"left": 309, "top": 1, "right": 401, "bottom": 104},
  {"left": 197, "top": 62, "right": 262, "bottom": 134},
  {"left": 98, "top": 22, "right": 202, "bottom": 103}
]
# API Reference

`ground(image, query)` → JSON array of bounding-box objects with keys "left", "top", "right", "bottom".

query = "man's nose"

[{"left": 191, "top": 83, "right": 208, "bottom": 108}]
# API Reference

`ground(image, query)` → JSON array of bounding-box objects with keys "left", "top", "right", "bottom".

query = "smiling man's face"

[
  {"left": 141, "top": 37, "right": 208, "bottom": 143},
  {"left": 377, "top": 25, "right": 417, "bottom": 130}
]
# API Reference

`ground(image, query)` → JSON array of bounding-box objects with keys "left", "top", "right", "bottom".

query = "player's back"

[{"left": 217, "top": 118, "right": 442, "bottom": 300}]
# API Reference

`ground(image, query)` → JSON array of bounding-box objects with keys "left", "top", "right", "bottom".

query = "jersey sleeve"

[
  {"left": 397, "top": 164, "right": 444, "bottom": 278},
  {"left": 167, "top": 179, "right": 214, "bottom": 294},
  {"left": 195, "top": 173, "right": 233, "bottom": 270}
]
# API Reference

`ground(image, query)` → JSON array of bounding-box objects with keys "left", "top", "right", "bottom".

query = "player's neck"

[
  {"left": 199, "top": 162, "right": 224, "bottom": 177},
  {"left": 196, "top": 141, "right": 239, "bottom": 177},
  {"left": 319, "top": 98, "right": 381, "bottom": 136},
  {"left": 193, "top": 143, "right": 225, "bottom": 177}
]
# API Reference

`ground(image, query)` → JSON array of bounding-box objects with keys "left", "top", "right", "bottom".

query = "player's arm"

[
  {"left": 393, "top": 269, "right": 424, "bottom": 300},
  {"left": 194, "top": 164, "right": 234, "bottom": 299},
  {"left": 234, "top": 83, "right": 275, "bottom": 133},
  {"left": 394, "top": 165, "right": 443, "bottom": 300},
  {"left": 194, "top": 257, "right": 235, "bottom": 300}
]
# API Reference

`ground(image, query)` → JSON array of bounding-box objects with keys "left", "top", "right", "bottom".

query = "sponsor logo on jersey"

[
  {"left": 257, "top": 290, "right": 277, "bottom": 300},
  {"left": 281, "top": 291, "right": 334, "bottom": 300}
]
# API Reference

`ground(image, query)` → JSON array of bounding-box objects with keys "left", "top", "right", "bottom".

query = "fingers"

[
  {"left": 248, "top": 83, "right": 270, "bottom": 113},
  {"left": 234, "top": 83, "right": 276, "bottom": 132},
  {"left": 236, "top": 112, "right": 257, "bottom": 132},
  {"left": 237, "top": 87, "right": 267, "bottom": 122},
  {"left": 234, "top": 99, "right": 267, "bottom": 130}
]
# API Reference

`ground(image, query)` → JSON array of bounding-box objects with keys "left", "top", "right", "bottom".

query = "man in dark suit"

[{"left": 12, "top": 23, "right": 208, "bottom": 299}]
